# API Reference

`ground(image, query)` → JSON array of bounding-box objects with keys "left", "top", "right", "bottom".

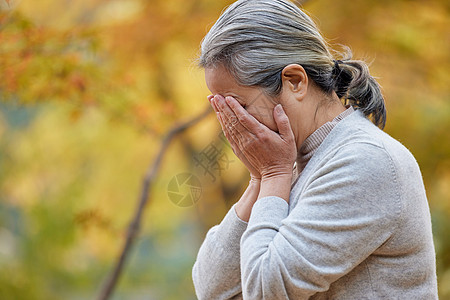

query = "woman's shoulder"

[
  {"left": 329, "top": 109, "right": 418, "bottom": 165},
  {"left": 315, "top": 109, "right": 424, "bottom": 190},
  {"left": 295, "top": 109, "right": 423, "bottom": 192},
  {"left": 295, "top": 110, "right": 424, "bottom": 197}
]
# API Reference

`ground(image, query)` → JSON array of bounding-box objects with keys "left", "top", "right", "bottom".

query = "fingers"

[
  {"left": 217, "top": 111, "right": 239, "bottom": 152},
  {"left": 225, "top": 96, "right": 263, "bottom": 133},
  {"left": 213, "top": 95, "right": 247, "bottom": 136},
  {"left": 218, "top": 109, "right": 246, "bottom": 151},
  {"left": 214, "top": 95, "right": 238, "bottom": 123},
  {"left": 209, "top": 95, "right": 240, "bottom": 150},
  {"left": 212, "top": 95, "right": 252, "bottom": 154},
  {"left": 209, "top": 95, "right": 265, "bottom": 153},
  {"left": 273, "top": 104, "right": 294, "bottom": 142},
  {"left": 208, "top": 94, "right": 218, "bottom": 112}
]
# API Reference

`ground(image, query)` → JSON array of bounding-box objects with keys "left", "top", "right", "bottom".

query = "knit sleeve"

[
  {"left": 192, "top": 203, "right": 248, "bottom": 300},
  {"left": 240, "top": 142, "right": 402, "bottom": 299}
]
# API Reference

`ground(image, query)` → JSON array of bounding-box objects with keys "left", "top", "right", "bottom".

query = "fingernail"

[
  {"left": 276, "top": 104, "right": 284, "bottom": 114},
  {"left": 215, "top": 95, "right": 224, "bottom": 102},
  {"left": 209, "top": 98, "right": 216, "bottom": 110},
  {"left": 215, "top": 95, "right": 225, "bottom": 108}
]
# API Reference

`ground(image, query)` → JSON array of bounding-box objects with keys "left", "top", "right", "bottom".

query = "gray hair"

[{"left": 199, "top": 0, "right": 386, "bottom": 128}]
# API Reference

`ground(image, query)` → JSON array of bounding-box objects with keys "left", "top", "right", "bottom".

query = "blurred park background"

[{"left": 0, "top": 0, "right": 449, "bottom": 299}]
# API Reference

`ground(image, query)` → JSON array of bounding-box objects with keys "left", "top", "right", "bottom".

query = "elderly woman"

[{"left": 192, "top": 0, "right": 438, "bottom": 299}]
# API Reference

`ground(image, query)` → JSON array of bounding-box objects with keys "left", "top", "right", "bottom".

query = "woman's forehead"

[
  {"left": 205, "top": 66, "right": 262, "bottom": 102},
  {"left": 205, "top": 66, "right": 239, "bottom": 93}
]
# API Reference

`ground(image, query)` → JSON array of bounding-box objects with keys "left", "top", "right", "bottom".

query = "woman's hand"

[
  {"left": 209, "top": 94, "right": 297, "bottom": 183},
  {"left": 208, "top": 95, "right": 262, "bottom": 180}
]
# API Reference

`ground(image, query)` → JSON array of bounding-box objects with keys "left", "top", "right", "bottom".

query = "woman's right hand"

[{"left": 208, "top": 94, "right": 262, "bottom": 180}]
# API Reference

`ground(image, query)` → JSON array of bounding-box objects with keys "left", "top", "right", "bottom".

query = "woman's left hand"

[{"left": 211, "top": 95, "right": 297, "bottom": 180}]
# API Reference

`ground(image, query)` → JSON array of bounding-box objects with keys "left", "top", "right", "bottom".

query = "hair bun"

[{"left": 332, "top": 60, "right": 352, "bottom": 99}]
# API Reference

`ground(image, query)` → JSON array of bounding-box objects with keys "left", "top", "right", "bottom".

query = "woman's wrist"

[
  {"left": 250, "top": 175, "right": 262, "bottom": 184},
  {"left": 235, "top": 177, "right": 261, "bottom": 222},
  {"left": 260, "top": 165, "right": 293, "bottom": 180},
  {"left": 258, "top": 173, "right": 292, "bottom": 203}
]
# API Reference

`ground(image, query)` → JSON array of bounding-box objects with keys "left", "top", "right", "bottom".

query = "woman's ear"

[{"left": 281, "top": 64, "right": 308, "bottom": 101}]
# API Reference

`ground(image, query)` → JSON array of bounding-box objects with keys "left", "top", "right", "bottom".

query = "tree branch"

[{"left": 97, "top": 105, "right": 212, "bottom": 300}]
